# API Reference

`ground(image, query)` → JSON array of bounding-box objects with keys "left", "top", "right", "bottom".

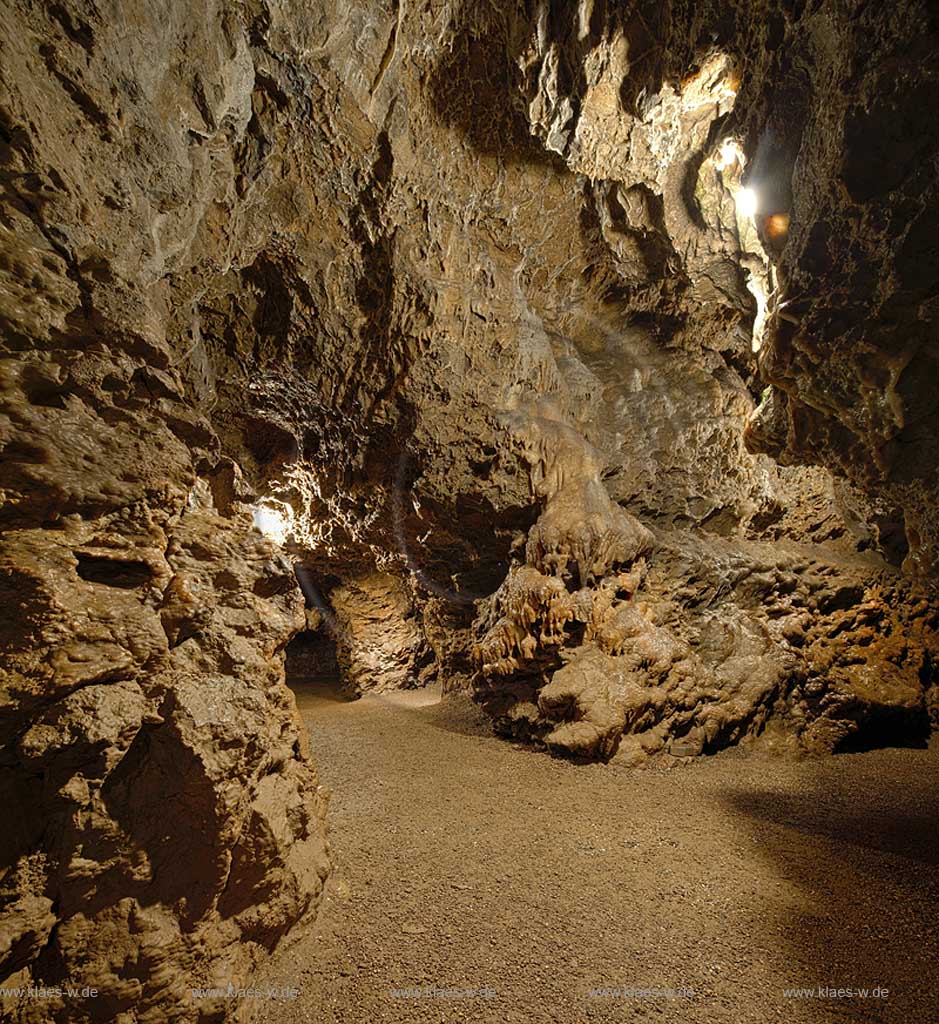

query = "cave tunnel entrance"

[
  {"left": 287, "top": 565, "right": 348, "bottom": 698},
  {"left": 284, "top": 627, "right": 341, "bottom": 693}
]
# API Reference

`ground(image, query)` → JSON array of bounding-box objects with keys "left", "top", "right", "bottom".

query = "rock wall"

[
  {"left": 458, "top": 0, "right": 939, "bottom": 760},
  {"left": 0, "top": 492, "right": 330, "bottom": 1021},
  {"left": 0, "top": 1, "right": 333, "bottom": 1019},
  {"left": 330, "top": 572, "right": 435, "bottom": 695},
  {"left": 739, "top": 0, "right": 939, "bottom": 577}
]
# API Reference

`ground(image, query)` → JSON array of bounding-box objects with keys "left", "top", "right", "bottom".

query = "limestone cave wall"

[{"left": 1, "top": 0, "right": 938, "bottom": 1019}]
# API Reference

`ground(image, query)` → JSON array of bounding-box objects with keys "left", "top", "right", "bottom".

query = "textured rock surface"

[
  {"left": 0, "top": 489, "right": 330, "bottom": 1020},
  {"left": 2, "top": 0, "right": 939, "bottom": 1017},
  {"left": 0, "top": 1, "right": 333, "bottom": 1019},
  {"left": 473, "top": 405, "right": 938, "bottom": 761},
  {"left": 328, "top": 572, "right": 435, "bottom": 695},
  {"left": 740, "top": 1, "right": 939, "bottom": 578}
]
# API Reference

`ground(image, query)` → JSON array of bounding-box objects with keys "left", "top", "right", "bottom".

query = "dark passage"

[{"left": 285, "top": 628, "right": 340, "bottom": 691}]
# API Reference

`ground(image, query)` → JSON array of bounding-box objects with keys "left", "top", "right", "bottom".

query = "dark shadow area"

[
  {"left": 426, "top": 1, "right": 560, "bottom": 167},
  {"left": 834, "top": 706, "right": 931, "bottom": 754},
  {"left": 285, "top": 628, "right": 340, "bottom": 693},
  {"left": 727, "top": 779, "right": 939, "bottom": 867},
  {"left": 722, "top": 752, "right": 939, "bottom": 1021},
  {"left": 74, "top": 552, "right": 153, "bottom": 588},
  {"left": 392, "top": 449, "right": 540, "bottom": 606}
]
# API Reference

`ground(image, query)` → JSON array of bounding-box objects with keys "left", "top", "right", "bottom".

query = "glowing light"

[
  {"left": 710, "top": 137, "right": 778, "bottom": 352},
  {"left": 714, "top": 138, "right": 744, "bottom": 172},
  {"left": 736, "top": 187, "right": 758, "bottom": 219},
  {"left": 252, "top": 502, "right": 293, "bottom": 545},
  {"left": 765, "top": 212, "right": 790, "bottom": 240}
]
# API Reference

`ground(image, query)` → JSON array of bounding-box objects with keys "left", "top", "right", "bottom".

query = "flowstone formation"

[
  {"left": 473, "top": 400, "right": 655, "bottom": 758},
  {"left": 474, "top": 404, "right": 939, "bottom": 762}
]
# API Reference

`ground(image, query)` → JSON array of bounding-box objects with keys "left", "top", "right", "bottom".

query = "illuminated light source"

[
  {"left": 711, "top": 138, "right": 758, "bottom": 222},
  {"left": 709, "top": 136, "right": 778, "bottom": 352},
  {"left": 765, "top": 212, "right": 790, "bottom": 240},
  {"left": 714, "top": 138, "right": 744, "bottom": 173},
  {"left": 736, "top": 186, "right": 758, "bottom": 219},
  {"left": 252, "top": 502, "right": 293, "bottom": 545}
]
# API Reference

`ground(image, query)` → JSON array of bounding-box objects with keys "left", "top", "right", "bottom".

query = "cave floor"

[{"left": 250, "top": 685, "right": 939, "bottom": 1024}]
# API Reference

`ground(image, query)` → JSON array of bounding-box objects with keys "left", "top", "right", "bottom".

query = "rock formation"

[
  {"left": 303, "top": 571, "right": 435, "bottom": 696},
  {"left": 1, "top": 0, "right": 938, "bottom": 1019},
  {"left": 0, "top": 2, "right": 337, "bottom": 1018}
]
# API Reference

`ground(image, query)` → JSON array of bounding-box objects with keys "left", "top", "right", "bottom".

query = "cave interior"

[{"left": 1, "top": 0, "right": 939, "bottom": 1022}]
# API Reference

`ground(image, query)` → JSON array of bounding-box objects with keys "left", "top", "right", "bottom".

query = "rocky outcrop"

[
  {"left": 472, "top": 404, "right": 938, "bottom": 762},
  {"left": 0, "top": 1, "right": 333, "bottom": 1018},
  {"left": 0, "top": 485, "right": 330, "bottom": 1021},
  {"left": 330, "top": 572, "right": 435, "bottom": 695}
]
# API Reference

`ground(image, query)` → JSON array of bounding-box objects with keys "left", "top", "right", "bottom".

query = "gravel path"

[{"left": 249, "top": 685, "right": 939, "bottom": 1024}]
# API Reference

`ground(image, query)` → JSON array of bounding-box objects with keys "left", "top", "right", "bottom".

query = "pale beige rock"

[{"left": 330, "top": 572, "right": 433, "bottom": 695}]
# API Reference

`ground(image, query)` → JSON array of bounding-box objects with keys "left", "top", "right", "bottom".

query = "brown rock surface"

[
  {"left": 0, "top": 1, "right": 334, "bottom": 1018},
  {"left": 1, "top": 0, "right": 939, "bottom": 1018},
  {"left": 0, "top": 490, "right": 330, "bottom": 1020},
  {"left": 329, "top": 572, "right": 435, "bottom": 696}
]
